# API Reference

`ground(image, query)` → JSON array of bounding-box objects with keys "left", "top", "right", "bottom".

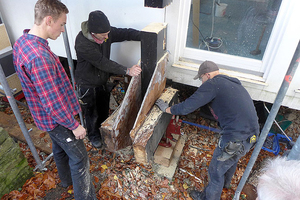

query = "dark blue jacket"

[{"left": 171, "top": 74, "right": 259, "bottom": 143}]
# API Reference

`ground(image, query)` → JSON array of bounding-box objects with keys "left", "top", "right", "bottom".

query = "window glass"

[{"left": 186, "top": 0, "right": 281, "bottom": 60}]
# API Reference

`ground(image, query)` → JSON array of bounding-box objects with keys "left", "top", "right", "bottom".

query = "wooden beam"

[
  {"left": 132, "top": 87, "right": 178, "bottom": 164},
  {"left": 100, "top": 22, "right": 168, "bottom": 152},
  {"left": 100, "top": 69, "right": 142, "bottom": 152},
  {"left": 141, "top": 23, "right": 167, "bottom": 97},
  {"left": 130, "top": 53, "right": 169, "bottom": 141}
]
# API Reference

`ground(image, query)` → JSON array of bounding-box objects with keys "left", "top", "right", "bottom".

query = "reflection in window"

[{"left": 187, "top": 0, "right": 281, "bottom": 60}]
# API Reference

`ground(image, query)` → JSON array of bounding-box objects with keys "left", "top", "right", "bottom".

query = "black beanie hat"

[{"left": 88, "top": 10, "right": 111, "bottom": 33}]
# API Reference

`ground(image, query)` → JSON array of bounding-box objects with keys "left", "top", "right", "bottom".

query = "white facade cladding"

[{"left": 0, "top": 0, "right": 300, "bottom": 109}]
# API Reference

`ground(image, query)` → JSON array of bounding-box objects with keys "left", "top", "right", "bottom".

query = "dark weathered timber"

[
  {"left": 133, "top": 87, "right": 178, "bottom": 164},
  {"left": 144, "top": 0, "right": 173, "bottom": 8},
  {"left": 100, "top": 73, "right": 142, "bottom": 152},
  {"left": 141, "top": 23, "right": 167, "bottom": 97}
]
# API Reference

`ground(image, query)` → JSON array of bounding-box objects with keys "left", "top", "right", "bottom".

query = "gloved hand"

[{"left": 155, "top": 99, "right": 169, "bottom": 112}]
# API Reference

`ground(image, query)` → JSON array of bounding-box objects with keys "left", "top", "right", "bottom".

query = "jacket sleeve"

[
  {"left": 110, "top": 26, "right": 141, "bottom": 43},
  {"left": 171, "top": 82, "right": 217, "bottom": 115}
]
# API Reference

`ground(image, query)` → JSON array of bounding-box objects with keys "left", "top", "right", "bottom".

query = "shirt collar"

[{"left": 91, "top": 33, "right": 105, "bottom": 44}]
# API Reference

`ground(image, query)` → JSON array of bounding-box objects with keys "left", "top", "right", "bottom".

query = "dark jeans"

[
  {"left": 48, "top": 125, "right": 96, "bottom": 200},
  {"left": 201, "top": 139, "right": 252, "bottom": 200},
  {"left": 78, "top": 85, "right": 110, "bottom": 142}
]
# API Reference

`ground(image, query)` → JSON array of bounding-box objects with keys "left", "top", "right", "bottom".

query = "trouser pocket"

[{"left": 217, "top": 141, "right": 245, "bottom": 161}]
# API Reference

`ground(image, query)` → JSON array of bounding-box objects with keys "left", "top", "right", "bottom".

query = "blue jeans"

[
  {"left": 48, "top": 125, "right": 96, "bottom": 200},
  {"left": 201, "top": 139, "right": 252, "bottom": 200}
]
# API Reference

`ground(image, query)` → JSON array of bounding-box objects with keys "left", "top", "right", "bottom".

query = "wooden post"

[
  {"left": 132, "top": 87, "right": 178, "bottom": 164},
  {"left": 100, "top": 69, "right": 142, "bottom": 152},
  {"left": 141, "top": 23, "right": 167, "bottom": 97}
]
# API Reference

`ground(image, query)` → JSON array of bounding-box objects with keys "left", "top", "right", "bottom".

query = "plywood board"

[
  {"left": 0, "top": 24, "right": 11, "bottom": 51},
  {"left": 0, "top": 73, "right": 22, "bottom": 97}
]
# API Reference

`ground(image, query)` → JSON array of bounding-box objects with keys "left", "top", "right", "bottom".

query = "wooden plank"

[
  {"left": 100, "top": 107, "right": 120, "bottom": 151},
  {"left": 0, "top": 24, "right": 11, "bottom": 51},
  {"left": 0, "top": 112, "right": 52, "bottom": 154},
  {"left": 100, "top": 70, "right": 142, "bottom": 152},
  {"left": 154, "top": 134, "right": 180, "bottom": 167},
  {"left": 132, "top": 87, "right": 178, "bottom": 164},
  {"left": 141, "top": 23, "right": 167, "bottom": 97},
  {"left": 130, "top": 53, "right": 168, "bottom": 141}
]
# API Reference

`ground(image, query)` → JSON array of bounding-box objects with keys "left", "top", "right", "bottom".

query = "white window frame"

[{"left": 173, "top": 0, "right": 297, "bottom": 81}]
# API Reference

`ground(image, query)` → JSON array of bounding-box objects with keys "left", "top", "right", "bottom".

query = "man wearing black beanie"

[{"left": 75, "top": 10, "right": 141, "bottom": 148}]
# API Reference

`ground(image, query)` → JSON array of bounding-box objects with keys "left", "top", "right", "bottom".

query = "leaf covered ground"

[{"left": 1, "top": 82, "right": 297, "bottom": 200}]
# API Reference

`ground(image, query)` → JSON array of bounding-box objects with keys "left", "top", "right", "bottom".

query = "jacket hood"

[
  {"left": 81, "top": 21, "right": 94, "bottom": 42},
  {"left": 217, "top": 74, "right": 241, "bottom": 85}
]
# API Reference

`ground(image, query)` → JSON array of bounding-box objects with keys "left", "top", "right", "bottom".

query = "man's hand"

[
  {"left": 72, "top": 125, "right": 86, "bottom": 140},
  {"left": 128, "top": 65, "right": 142, "bottom": 77},
  {"left": 155, "top": 99, "right": 169, "bottom": 112}
]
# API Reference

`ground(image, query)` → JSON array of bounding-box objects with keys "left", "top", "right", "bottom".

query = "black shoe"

[
  {"left": 91, "top": 140, "right": 102, "bottom": 148},
  {"left": 190, "top": 190, "right": 203, "bottom": 200}
]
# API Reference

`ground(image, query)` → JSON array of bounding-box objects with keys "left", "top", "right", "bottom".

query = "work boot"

[
  {"left": 91, "top": 140, "right": 102, "bottom": 149},
  {"left": 189, "top": 190, "right": 203, "bottom": 200}
]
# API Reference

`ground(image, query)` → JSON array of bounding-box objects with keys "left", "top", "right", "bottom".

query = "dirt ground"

[{"left": 1, "top": 81, "right": 299, "bottom": 200}]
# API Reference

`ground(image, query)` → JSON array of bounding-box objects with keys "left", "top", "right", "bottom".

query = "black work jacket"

[{"left": 75, "top": 21, "right": 141, "bottom": 87}]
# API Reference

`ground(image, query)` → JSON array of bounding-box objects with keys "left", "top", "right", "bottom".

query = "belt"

[{"left": 247, "top": 134, "right": 257, "bottom": 144}]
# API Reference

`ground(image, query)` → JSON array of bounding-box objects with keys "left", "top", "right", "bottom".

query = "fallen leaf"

[
  {"left": 101, "top": 165, "right": 108, "bottom": 170},
  {"left": 183, "top": 183, "right": 189, "bottom": 189},
  {"left": 94, "top": 176, "right": 99, "bottom": 183},
  {"left": 39, "top": 132, "right": 46, "bottom": 138}
]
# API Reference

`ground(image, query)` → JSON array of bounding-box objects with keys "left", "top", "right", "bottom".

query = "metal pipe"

[
  {"left": 0, "top": 64, "right": 45, "bottom": 171},
  {"left": 233, "top": 40, "right": 300, "bottom": 199},
  {"left": 62, "top": 26, "right": 84, "bottom": 126},
  {"left": 287, "top": 136, "right": 300, "bottom": 160},
  {"left": 263, "top": 102, "right": 291, "bottom": 142},
  {"left": 34, "top": 152, "right": 53, "bottom": 171}
]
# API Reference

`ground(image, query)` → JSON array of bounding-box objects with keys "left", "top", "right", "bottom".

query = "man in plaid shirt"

[{"left": 13, "top": 0, "right": 96, "bottom": 199}]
